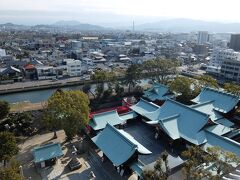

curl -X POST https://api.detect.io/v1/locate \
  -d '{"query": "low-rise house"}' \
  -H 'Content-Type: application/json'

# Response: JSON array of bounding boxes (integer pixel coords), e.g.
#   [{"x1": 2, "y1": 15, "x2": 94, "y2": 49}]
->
[
  {"x1": 0, "y1": 66, "x2": 23, "y2": 82},
  {"x1": 32, "y1": 143, "x2": 63, "y2": 168}
]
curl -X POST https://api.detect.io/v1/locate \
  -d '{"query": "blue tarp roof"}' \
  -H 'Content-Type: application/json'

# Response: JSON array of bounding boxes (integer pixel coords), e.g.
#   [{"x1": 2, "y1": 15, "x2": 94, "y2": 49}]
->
[
  {"x1": 143, "y1": 83, "x2": 173, "y2": 101},
  {"x1": 144, "y1": 99, "x2": 210, "y2": 145},
  {"x1": 32, "y1": 143, "x2": 63, "y2": 163},
  {"x1": 92, "y1": 124, "x2": 151, "y2": 166},
  {"x1": 130, "y1": 98, "x2": 160, "y2": 115},
  {"x1": 192, "y1": 87, "x2": 239, "y2": 113},
  {"x1": 89, "y1": 110, "x2": 137, "y2": 131}
]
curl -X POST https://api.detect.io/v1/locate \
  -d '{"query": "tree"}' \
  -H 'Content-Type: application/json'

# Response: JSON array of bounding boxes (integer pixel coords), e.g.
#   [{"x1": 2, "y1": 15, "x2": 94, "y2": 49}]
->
[
  {"x1": 0, "y1": 100, "x2": 10, "y2": 119},
  {"x1": 206, "y1": 146, "x2": 240, "y2": 178},
  {"x1": 169, "y1": 76, "x2": 200, "y2": 104},
  {"x1": 115, "y1": 82, "x2": 124, "y2": 97},
  {"x1": 182, "y1": 146, "x2": 211, "y2": 180},
  {"x1": 142, "y1": 59, "x2": 178, "y2": 84},
  {"x1": 45, "y1": 90, "x2": 90, "y2": 140},
  {"x1": 197, "y1": 75, "x2": 219, "y2": 88},
  {"x1": 82, "y1": 83, "x2": 95, "y2": 99},
  {"x1": 224, "y1": 83, "x2": 240, "y2": 96},
  {"x1": 0, "y1": 159, "x2": 24, "y2": 180},
  {"x1": 0, "y1": 160, "x2": 24, "y2": 180},
  {"x1": 91, "y1": 70, "x2": 116, "y2": 99},
  {"x1": 142, "y1": 151, "x2": 170, "y2": 180},
  {"x1": 0, "y1": 132, "x2": 19, "y2": 166},
  {"x1": 182, "y1": 146, "x2": 240, "y2": 180},
  {"x1": 123, "y1": 64, "x2": 142, "y2": 93}
]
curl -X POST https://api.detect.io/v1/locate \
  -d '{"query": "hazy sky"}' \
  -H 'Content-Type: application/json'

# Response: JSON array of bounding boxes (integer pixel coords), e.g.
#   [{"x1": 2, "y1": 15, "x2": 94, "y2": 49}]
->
[{"x1": 1, "y1": 0, "x2": 240, "y2": 25}]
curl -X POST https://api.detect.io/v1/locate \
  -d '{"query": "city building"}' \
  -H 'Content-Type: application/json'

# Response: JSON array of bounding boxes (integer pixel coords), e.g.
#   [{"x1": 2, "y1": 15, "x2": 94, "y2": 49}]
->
[
  {"x1": 220, "y1": 58, "x2": 240, "y2": 82},
  {"x1": 197, "y1": 31, "x2": 209, "y2": 44},
  {"x1": 63, "y1": 59, "x2": 82, "y2": 77},
  {"x1": 0, "y1": 48, "x2": 6, "y2": 56},
  {"x1": 206, "y1": 48, "x2": 240, "y2": 76},
  {"x1": 229, "y1": 34, "x2": 240, "y2": 51}
]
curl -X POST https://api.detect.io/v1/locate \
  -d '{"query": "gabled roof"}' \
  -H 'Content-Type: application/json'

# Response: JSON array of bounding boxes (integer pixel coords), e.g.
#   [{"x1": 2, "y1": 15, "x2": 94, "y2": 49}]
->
[
  {"x1": 92, "y1": 124, "x2": 151, "y2": 166},
  {"x1": 205, "y1": 124, "x2": 233, "y2": 136},
  {"x1": 32, "y1": 143, "x2": 63, "y2": 163},
  {"x1": 1, "y1": 66, "x2": 21, "y2": 74},
  {"x1": 191, "y1": 100, "x2": 223, "y2": 121},
  {"x1": 203, "y1": 130, "x2": 240, "y2": 157},
  {"x1": 143, "y1": 83, "x2": 173, "y2": 101},
  {"x1": 144, "y1": 99, "x2": 210, "y2": 145},
  {"x1": 192, "y1": 87, "x2": 239, "y2": 113},
  {"x1": 130, "y1": 98, "x2": 160, "y2": 115},
  {"x1": 215, "y1": 118, "x2": 234, "y2": 128},
  {"x1": 89, "y1": 110, "x2": 137, "y2": 131}
]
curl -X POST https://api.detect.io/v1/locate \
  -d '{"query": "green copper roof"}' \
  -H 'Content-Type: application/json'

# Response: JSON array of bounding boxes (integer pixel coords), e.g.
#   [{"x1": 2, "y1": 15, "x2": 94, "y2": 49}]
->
[
  {"x1": 191, "y1": 100, "x2": 223, "y2": 121},
  {"x1": 203, "y1": 130, "x2": 240, "y2": 157},
  {"x1": 130, "y1": 162, "x2": 144, "y2": 177},
  {"x1": 89, "y1": 110, "x2": 137, "y2": 131},
  {"x1": 205, "y1": 124, "x2": 233, "y2": 136},
  {"x1": 32, "y1": 143, "x2": 63, "y2": 163},
  {"x1": 216, "y1": 118, "x2": 234, "y2": 128},
  {"x1": 144, "y1": 99, "x2": 210, "y2": 145},
  {"x1": 130, "y1": 98, "x2": 160, "y2": 115},
  {"x1": 92, "y1": 124, "x2": 151, "y2": 166},
  {"x1": 192, "y1": 87, "x2": 239, "y2": 113},
  {"x1": 143, "y1": 83, "x2": 173, "y2": 101}
]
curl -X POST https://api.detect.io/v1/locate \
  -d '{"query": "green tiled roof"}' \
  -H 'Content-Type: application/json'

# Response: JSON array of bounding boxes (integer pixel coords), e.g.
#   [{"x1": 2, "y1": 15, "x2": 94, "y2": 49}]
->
[
  {"x1": 89, "y1": 110, "x2": 137, "y2": 131},
  {"x1": 144, "y1": 99, "x2": 210, "y2": 145},
  {"x1": 203, "y1": 130, "x2": 240, "y2": 157},
  {"x1": 192, "y1": 87, "x2": 239, "y2": 113},
  {"x1": 130, "y1": 98, "x2": 160, "y2": 115},
  {"x1": 205, "y1": 124, "x2": 233, "y2": 136},
  {"x1": 92, "y1": 124, "x2": 151, "y2": 166},
  {"x1": 143, "y1": 83, "x2": 174, "y2": 101},
  {"x1": 32, "y1": 143, "x2": 63, "y2": 163}
]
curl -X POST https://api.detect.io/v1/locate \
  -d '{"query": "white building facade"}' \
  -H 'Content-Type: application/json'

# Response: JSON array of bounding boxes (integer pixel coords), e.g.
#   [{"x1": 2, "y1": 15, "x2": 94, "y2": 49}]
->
[{"x1": 63, "y1": 59, "x2": 82, "y2": 77}]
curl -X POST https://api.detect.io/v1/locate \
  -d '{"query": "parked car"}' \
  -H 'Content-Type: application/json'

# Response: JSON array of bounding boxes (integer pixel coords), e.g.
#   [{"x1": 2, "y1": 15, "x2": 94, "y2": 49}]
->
[{"x1": 68, "y1": 157, "x2": 82, "y2": 171}]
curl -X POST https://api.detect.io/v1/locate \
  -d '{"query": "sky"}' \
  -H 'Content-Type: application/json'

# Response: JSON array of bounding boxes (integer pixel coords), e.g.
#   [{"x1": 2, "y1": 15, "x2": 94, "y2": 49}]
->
[{"x1": 1, "y1": 0, "x2": 240, "y2": 25}]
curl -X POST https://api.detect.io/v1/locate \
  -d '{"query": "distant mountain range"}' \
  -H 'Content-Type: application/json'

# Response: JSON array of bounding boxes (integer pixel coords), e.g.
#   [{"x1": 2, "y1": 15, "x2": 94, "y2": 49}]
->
[
  {"x1": 0, "y1": 20, "x2": 106, "y2": 31},
  {"x1": 1, "y1": 19, "x2": 240, "y2": 33},
  {"x1": 136, "y1": 19, "x2": 240, "y2": 33}
]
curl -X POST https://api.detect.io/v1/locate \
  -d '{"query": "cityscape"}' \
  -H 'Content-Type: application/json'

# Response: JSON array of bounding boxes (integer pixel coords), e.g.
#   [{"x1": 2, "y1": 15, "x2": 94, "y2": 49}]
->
[{"x1": 0, "y1": 0, "x2": 240, "y2": 180}]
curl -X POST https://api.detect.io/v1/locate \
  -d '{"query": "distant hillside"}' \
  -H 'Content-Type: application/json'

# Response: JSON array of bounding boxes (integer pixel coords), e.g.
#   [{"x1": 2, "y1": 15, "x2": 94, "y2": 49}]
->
[
  {"x1": 0, "y1": 21, "x2": 107, "y2": 31},
  {"x1": 52, "y1": 20, "x2": 106, "y2": 30},
  {"x1": 136, "y1": 19, "x2": 240, "y2": 33}
]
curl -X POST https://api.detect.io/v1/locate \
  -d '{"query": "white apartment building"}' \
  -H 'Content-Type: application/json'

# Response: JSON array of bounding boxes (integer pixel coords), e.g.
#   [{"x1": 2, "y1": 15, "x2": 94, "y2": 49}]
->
[
  {"x1": 197, "y1": 31, "x2": 209, "y2": 44},
  {"x1": 220, "y1": 59, "x2": 240, "y2": 82},
  {"x1": 0, "y1": 49, "x2": 6, "y2": 57},
  {"x1": 210, "y1": 48, "x2": 240, "y2": 66},
  {"x1": 206, "y1": 48, "x2": 240, "y2": 76},
  {"x1": 63, "y1": 59, "x2": 82, "y2": 77}
]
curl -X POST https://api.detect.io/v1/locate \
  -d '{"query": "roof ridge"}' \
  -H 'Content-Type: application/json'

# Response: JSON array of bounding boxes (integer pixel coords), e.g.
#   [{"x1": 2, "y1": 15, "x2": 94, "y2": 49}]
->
[
  {"x1": 205, "y1": 130, "x2": 240, "y2": 148},
  {"x1": 32, "y1": 142, "x2": 60, "y2": 151},
  {"x1": 160, "y1": 114, "x2": 180, "y2": 122},
  {"x1": 105, "y1": 123, "x2": 137, "y2": 149},
  {"x1": 191, "y1": 100, "x2": 215, "y2": 108},
  {"x1": 166, "y1": 98, "x2": 210, "y2": 118},
  {"x1": 203, "y1": 87, "x2": 239, "y2": 98},
  {"x1": 93, "y1": 110, "x2": 118, "y2": 118},
  {"x1": 139, "y1": 98, "x2": 160, "y2": 108}
]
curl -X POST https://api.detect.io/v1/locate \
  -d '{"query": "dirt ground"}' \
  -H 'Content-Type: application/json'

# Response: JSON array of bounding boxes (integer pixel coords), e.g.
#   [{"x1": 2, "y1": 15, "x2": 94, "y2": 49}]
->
[
  {"x1": 16, "y1": 130, "x2": 66, "y2": 180},
  {"x1": 10, "y1": 102, "x2": 46, "y2": 112}
]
